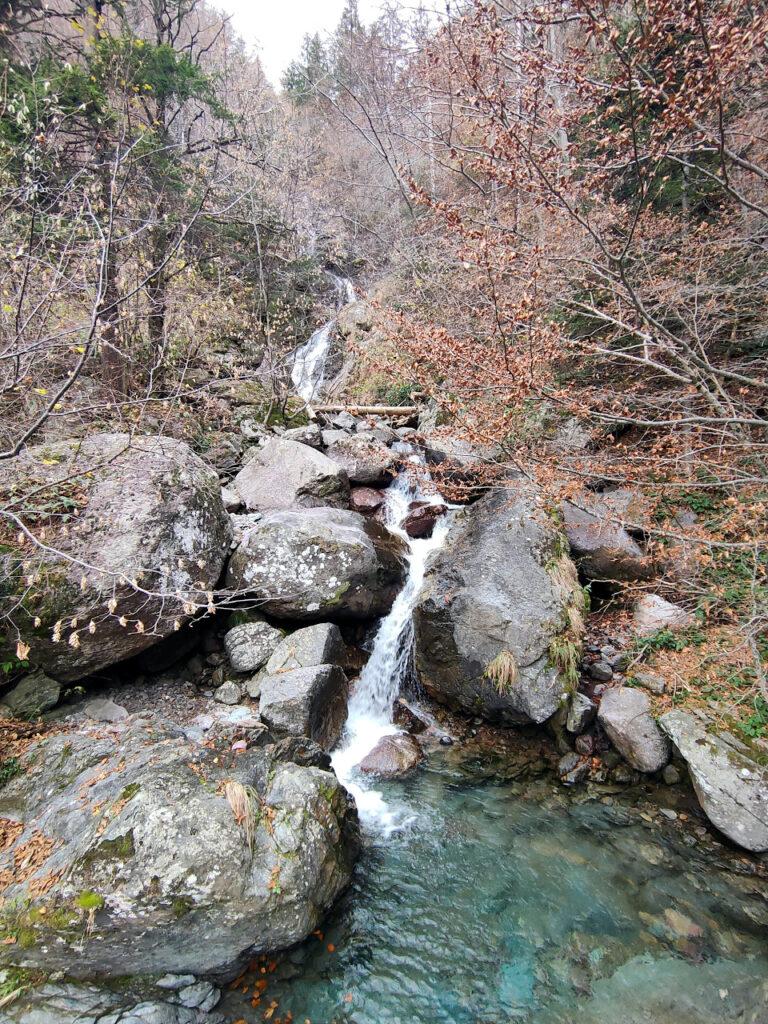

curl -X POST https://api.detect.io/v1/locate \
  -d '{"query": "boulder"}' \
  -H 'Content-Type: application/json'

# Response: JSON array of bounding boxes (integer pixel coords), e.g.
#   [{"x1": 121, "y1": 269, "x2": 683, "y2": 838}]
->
[
  {"x1": 321, "y1": 428, "x2": 350, "y2": 448},
  {"x1": 403, "y1": 501, "x2": 448, "y2": 539},
  {"x1": 0, "y1": 719, "x2": 358, "y2": 978},
  {"x1": 259, "y1": 665, "x2": 349, "y2": 751},
  {"x1": 221, "y1": 484, "x2": 242, "y2": 512},
  {"x1": 213, "y1": 680, "x2": 242, "y2": 705},
  {"x1": 265, "y1": 623, "x2": 346, "y2": 675},
  {"x1": 349, "y1": 486, "x2": 386, "y2": 516},
  {"x1": 0, "y1": 434, "x2": 232, "y2": 682},
  {"x1": 421, "y1": 433, "x2": 497, "y2": 493},
  {"x1": 358, "y1": 733, "x2": 423, "y2": 777},
  {"x1": 413, "y1": 485, "x2": 585, "y2": 723},
  {"x1": 283, "y1": 423, "x2": 323, "y2": 449},
  {"x1": 633, "y1": 594, "x2": 694, "y2": 636},
  {"x1": 566, "y1": 692, "x2": 597, "y2": 734},
  {"x1": 660, "y1": 710, "x2": 768, "y2": 852},
  {"x1": 325, "y1": 435, "x2": 397, "y2": 486},
  {"x1": 224, "y1": 621, "x2": 284, "y2": 673},
  {"x1": 0, "y1": 671, "x2": 60, "y2": 720},
  {"x1": 597, "y1": 686, "x2": 670, "y2": 773},
  {"x1": 84, "y1": 697, "x2": 128, "y2": 723},
  {"x1": 233, "y1": 438, "x2": 349, "y2": 513},
  {"x1": 226, "y1": 508, "x2": 407, "y2": 621},
  {"x1": 562, "y1": 500, "x2": 652, "y2": 583}
]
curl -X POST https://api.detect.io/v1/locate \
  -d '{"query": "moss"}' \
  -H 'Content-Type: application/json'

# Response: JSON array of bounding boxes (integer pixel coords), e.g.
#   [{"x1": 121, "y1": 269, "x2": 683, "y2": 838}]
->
[
  {"x1": 75, "y1": 891, "x2": 104, "y2": 912},
  {"x1": 78, "y1": 830, "x2": 135, "y2": 869},
  {"x1": 120, "y1": 783, "x2": 141, "y2": 801},
  {"x1": 16, "y1": 928, "x2": 36, "y2": 949},
  {"x1": 0, "y1": 966, "x2": 37, "y2": 1004},
  {"x1": 171, "y1": 896, "x2": 193, "y2": 919}
]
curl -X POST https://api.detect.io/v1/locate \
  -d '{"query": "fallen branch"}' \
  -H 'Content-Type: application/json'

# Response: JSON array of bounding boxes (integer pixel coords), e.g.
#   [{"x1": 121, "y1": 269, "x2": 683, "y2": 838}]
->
[{"x1": 310, "y1": 403, "x2": 419, "y2": 416}]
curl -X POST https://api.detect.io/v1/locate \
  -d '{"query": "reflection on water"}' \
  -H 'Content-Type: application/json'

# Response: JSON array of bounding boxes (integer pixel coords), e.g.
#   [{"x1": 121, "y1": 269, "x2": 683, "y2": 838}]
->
[{"x1": 222, "y1": 758, "x2": 768, "y2": 1024}]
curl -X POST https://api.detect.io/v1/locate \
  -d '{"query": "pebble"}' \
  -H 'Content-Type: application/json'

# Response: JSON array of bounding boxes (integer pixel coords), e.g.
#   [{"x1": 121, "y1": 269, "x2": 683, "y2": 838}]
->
[
  {"x1": 659, "y1": 808, "x2": 678, "y2": 820},
  {"x1": 662, "y1": 764, "x2": 681, "y2": 785}
]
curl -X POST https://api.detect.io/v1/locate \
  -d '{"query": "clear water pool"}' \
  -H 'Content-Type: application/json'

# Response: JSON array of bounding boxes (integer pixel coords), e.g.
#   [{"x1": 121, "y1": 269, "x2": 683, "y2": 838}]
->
[{"x1": 222, "y1": 756, "x2": 768, "y2": 1024}]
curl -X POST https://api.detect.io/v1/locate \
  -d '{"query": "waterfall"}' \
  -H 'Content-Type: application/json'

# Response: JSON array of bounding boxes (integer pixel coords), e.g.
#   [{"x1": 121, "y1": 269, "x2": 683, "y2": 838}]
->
[
  {"x1": 332, "y1": 458, "x2": 450, "y2": 832},
  {"x1": 291, "y1": 272, "x2": 355, "y2": 401}
]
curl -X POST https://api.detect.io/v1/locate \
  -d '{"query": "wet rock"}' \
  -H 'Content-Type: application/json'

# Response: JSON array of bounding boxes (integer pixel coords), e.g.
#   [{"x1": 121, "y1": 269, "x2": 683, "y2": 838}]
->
[
  {"x1": 326, "y1": 435, "x2": 397, "y2": 486},
  {"x1": 265, "y1": 623, "x2": 346, "y2": 674},
  {"x1": 259, "y1": 664, "x2": 349, "y2": 751},
  {"x1": 588, "y1": 660, "x2": 613, "y2": 682},
  {"x1": 0, "y1": 670, "x2": 60, "y2": 720},
  {"x1": 566, "y1": 693, "x2": 597, "y2": 734},
  {"x1": 575, "y1": 733, "x2": 595, "y2": 756},
  {"x1": 85, "y1": 698, "x2": 129, "y2": 723},
  {"x1": 403, "y1": 501, "x2": 448, "y2": 539},
  {"x1": 393, "y1": 698, "x2": 429, "y2": 734},
  {"x1": 267, "y1": 736, "x2": 331, "y2": 770},
  {"x1": 598, "y1": 687, "x2": 670, "y2": 773},
  {"x1": 660, "y1": 709, "x2": 768, "y2": 852},
  {"x1": 358, "y1": 733, "x2": 423, "y2": 777},
  {"x1": 562, "y1": 499, "x2": 652, "y2": 583},
  {"x1": 226, "y1": 508, "x2": 407, "y2": 621},
  {"x1": 233, "y1": 438, "x2": 349, "y2": 512},
  {"x1": 1, "y1": 434, "x2": 231, "y2": 682},
  {"x1": 662, "y1": 764, "x2": 681, "y2": 785},
  {"x1": 0, "y1": 720, "x2": 358, "y2": 978},
  {"x1": 283, "y1": 423, "x2": 323, "y2": 449},
  {"x1": 413, "y1": 485, "x2": 585, "y2": 723},
  {"x1": 633, "y1": 594, "x2": 694, "y2": 636},
  {"x1": 213, "y1": 680, "x2": 242, "y2": 705},
  {"x1": 558, "y1": 752, "x2": 589, "y2": 786},
  {"x1": 224, "y1": 621, "x2": 283, "y2": 673},
  {"x1": 349, "y1": 486, "x2": 386, "y2": 515}
]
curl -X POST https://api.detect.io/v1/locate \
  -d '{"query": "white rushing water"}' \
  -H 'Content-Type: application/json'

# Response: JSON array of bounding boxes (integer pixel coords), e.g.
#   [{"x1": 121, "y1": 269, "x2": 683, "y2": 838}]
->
[
  {"x1": 332, "y1": 458, "x2": 450, "y2": 833},
  {"x1": 291, "y1": 272, "x2": 355, "y2": 401}
]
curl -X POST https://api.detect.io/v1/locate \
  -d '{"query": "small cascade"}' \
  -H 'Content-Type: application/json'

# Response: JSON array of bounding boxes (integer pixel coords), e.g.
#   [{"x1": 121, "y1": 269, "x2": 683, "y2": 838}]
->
[
  {"x1": 290, "y1": 271, "x2": 355, "y2": 401},
  {"x1": 332, "y1": 458, "x2": 450, "y2": 833}
]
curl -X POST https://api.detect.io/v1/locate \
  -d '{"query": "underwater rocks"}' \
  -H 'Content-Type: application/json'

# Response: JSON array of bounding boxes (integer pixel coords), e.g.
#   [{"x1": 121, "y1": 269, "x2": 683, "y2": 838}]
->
[
  {"x1": 1, "y1": 433, "x2": 231, "y2": 683},
  {"x1": 413, "y1": 485, "x2": 585, "y2": 724},
  {"x1": 226, "y1": 507, "x2": 407, "y2": 621},
  {"x1": 0, "y1": 717, "x2": 358, "y2": 978}
]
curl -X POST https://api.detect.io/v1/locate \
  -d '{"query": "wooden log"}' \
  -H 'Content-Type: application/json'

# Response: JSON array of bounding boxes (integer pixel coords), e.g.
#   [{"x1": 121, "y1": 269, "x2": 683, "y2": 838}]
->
[{"x1": 311, "y1": 403, "x2": 419, "y2": 416}]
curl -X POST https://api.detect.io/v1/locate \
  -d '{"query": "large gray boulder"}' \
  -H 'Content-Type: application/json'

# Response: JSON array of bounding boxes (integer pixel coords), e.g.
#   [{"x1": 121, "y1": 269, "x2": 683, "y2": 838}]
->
[
  {"x1": 265, "y1": 623, "x2": 346, "y2": 675},
  {"x1": 597, "y1": 687, "x2": 670, "y2": 773},
  {"x1": 233, "y1": 438, "x2": 349, "y2": 512},
  {"x1": 325, "y1": 435, "x2": 397, "y2": 486},
  {"x1": 0, "y1": 718, "x2": 358, "y2": 979},
  {"x1": 226, "y1": 508, "x2": 407, "y2": 621},
  {"x1": 0, "y1": 434, "x2": 231, "y2": 682},
  {"x1": 224, "y1": 620, "x2": 284, "y2": 673},
  {"x1": 562, "y1": 499, "x2": 652, "y2": 583},
  {"x1": 259, "y1": 665, "x2": 349, "y2": 750},
  {"x1": 660, "y1": 710, "x2": 768, "y2": 852},
  {"x1": 633, "y1": 594, "x2": 694, "y2": 636},
  {"x1": 0, "y1": 670, "x2": 60, "y2": 720},
  {"x1": 413, "y1": 486, "x2": 585, "y2": 723}
]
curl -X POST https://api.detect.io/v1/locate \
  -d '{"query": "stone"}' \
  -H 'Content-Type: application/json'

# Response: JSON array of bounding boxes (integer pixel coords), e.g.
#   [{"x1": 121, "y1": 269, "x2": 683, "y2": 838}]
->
[
  {"x1": 233, "y1": 437, "x2": 349, "y2": 513},
  {"x1": 566, "y1": 692, "x2": 597, "y2": 734},
  {"x1": 265, "y1": 623, "x2": 346, "y2": 675},
  {"x1": 660, "y1": 710, "x2": 768, "y2": 852},
  {"x1": 213, "y1": 680, "x2": 242, "y2": 705},
  {"x1": 0, "y1": 434, "x2": 231, "y2": 682},
  {"x1": 358, "y1": 733, "x2": 423, "y2": 777},
  {"x1": 413, "y1": 485, "x2": 585, "y2": 723},
  {"x1": 597, "y1": 687, "x2": 670, "y2": 773},
  {"x1": 421, "y1": 434, "x2": 497, "y2": 492},
  {"x1": 85, "y1": 698, "x2": 129, "y2": 723},
  {"x1": 588, "y1": 660, "x2": 613, "y2": 682},
  {"x1": 633, "y1": 594, "x2": 695, "y2": 636},
  {"x1": 632, "y1": 671, "x2": 666, "y2": 695},
  {"x1": 662, "y1": 764, "x2": 681, "y2": 785},
  {"x1": 245, "y1": 677, "x2": 262, "y2": 700},
  {"x1": 172, "y1": 980, "x2": 220, "y2": 1011},
  {"x1": 325, "y1": 435, "x2": 397, "y2": 486},
  {"x1": 330, "y1": 411, "x2": 358, "y2": 431},
  {"x1": 0, "y1": 670, "x2": 60, "y2": 720},
  {"x1": 220, "y1": 485, "x2": 242, "y2": 511},
  {"x1": 321, "y1": 428, "x2": 350, "y2": 447},
  {"x1": 283, "y1": 423, "x2": 323, "y2": 448},
  {"x1": 562, "y1": 499, "x2": 652, "y2": 583},
  {"x1": 403, "y1": 501, "x2": 448, "y2": 539},
  {"x1": 226, "y1": 507, "x2": 407, "y2": 621},
  {"x1": 349, "y1": 486, "x2": 386, "y2": 515},
  {"x1": 0, "y1": 720, "x2": 358, "y2": 978},
  {"x1": 575, "y1": 733, "x2": 594, "y2": 756},
  {"x1": 223, "y1": 621, "x2": 283, "y2": 673},
  {"x1": 259, "y1": 665, "x2": 348, "y2": 751}
]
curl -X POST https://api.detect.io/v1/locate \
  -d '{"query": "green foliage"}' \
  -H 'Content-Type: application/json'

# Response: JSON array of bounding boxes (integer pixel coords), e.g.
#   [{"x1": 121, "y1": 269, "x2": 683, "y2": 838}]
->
[
  {"x1": 377, "y1": 381, "x2": 414, "y2": 406},
  {"x1": 282, "y1": 33, "x2": 331, "y2": 105},
  {"x1": 632, "y1": 626, "x2": 707, "y2": 655},
  {"x1": 734, "y1": 697, "x2": 768, "y2": 741},
  {"x1": 549, "y1": 635, "x2": 580, "y2": 691},
  {"x1": 0, "y1": 758, "x2": 22, "y2": 789},
  {"x1": 75, "y1": 890, "x2": 105, "y2": 912}
]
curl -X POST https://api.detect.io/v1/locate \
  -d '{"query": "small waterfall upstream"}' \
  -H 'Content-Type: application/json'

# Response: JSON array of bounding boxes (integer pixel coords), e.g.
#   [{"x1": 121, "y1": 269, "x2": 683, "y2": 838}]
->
[
  {"x1": 332, "y1": 458, "x2": 450, "y2": 833},
  {"x1": 291, "y1": 272, "x2": 355, "y2": 401}
]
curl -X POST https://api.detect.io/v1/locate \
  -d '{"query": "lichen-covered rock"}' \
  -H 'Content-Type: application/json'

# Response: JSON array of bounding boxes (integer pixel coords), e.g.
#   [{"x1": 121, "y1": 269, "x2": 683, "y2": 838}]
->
[
  {"x1": 597, "y1": 687, "x2": 670, "y2": 773},
  {"x1": 224, "y1": 621, "x2": 284, "y2": 673},
  {"x1": 325, "y1": 435, "x2": 397, "y2": 486},
  {"x1": 413, "y1": 485, "x2": 585, "y2": 723},
  {"x1": 358, "y1": 733, "x2": 423, "y2": 777},
  {"x1": 0, "y1": 718, "x2": 358, "y2": 978},
  {"x1": 660, "y1": 710, "x2": 768, "y2": 852},
  {"x1": 233, "y1": 438, "x2": 349, "y2": 512},
  {"x1": 0, "y1": 671, "x2": 60, "y2": 720},
  {"x1": 259, "y1": 665, "x2": 349, "y2": 751},
  {"x1": 633, "y1": 594, "x2": 694, "y2": 636},
  {"x1": 0, "y1": 434, "x2": 232, "y2": 682},
  {"x1": 562, "y1": 499, "x2": 652, "y2": 583},
  {"x1": 226, "y1": 508, "x2": 407, "y2": 621},
  {"x1": 265, "y1": 623, "x2": 346, "y2": 675}
]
